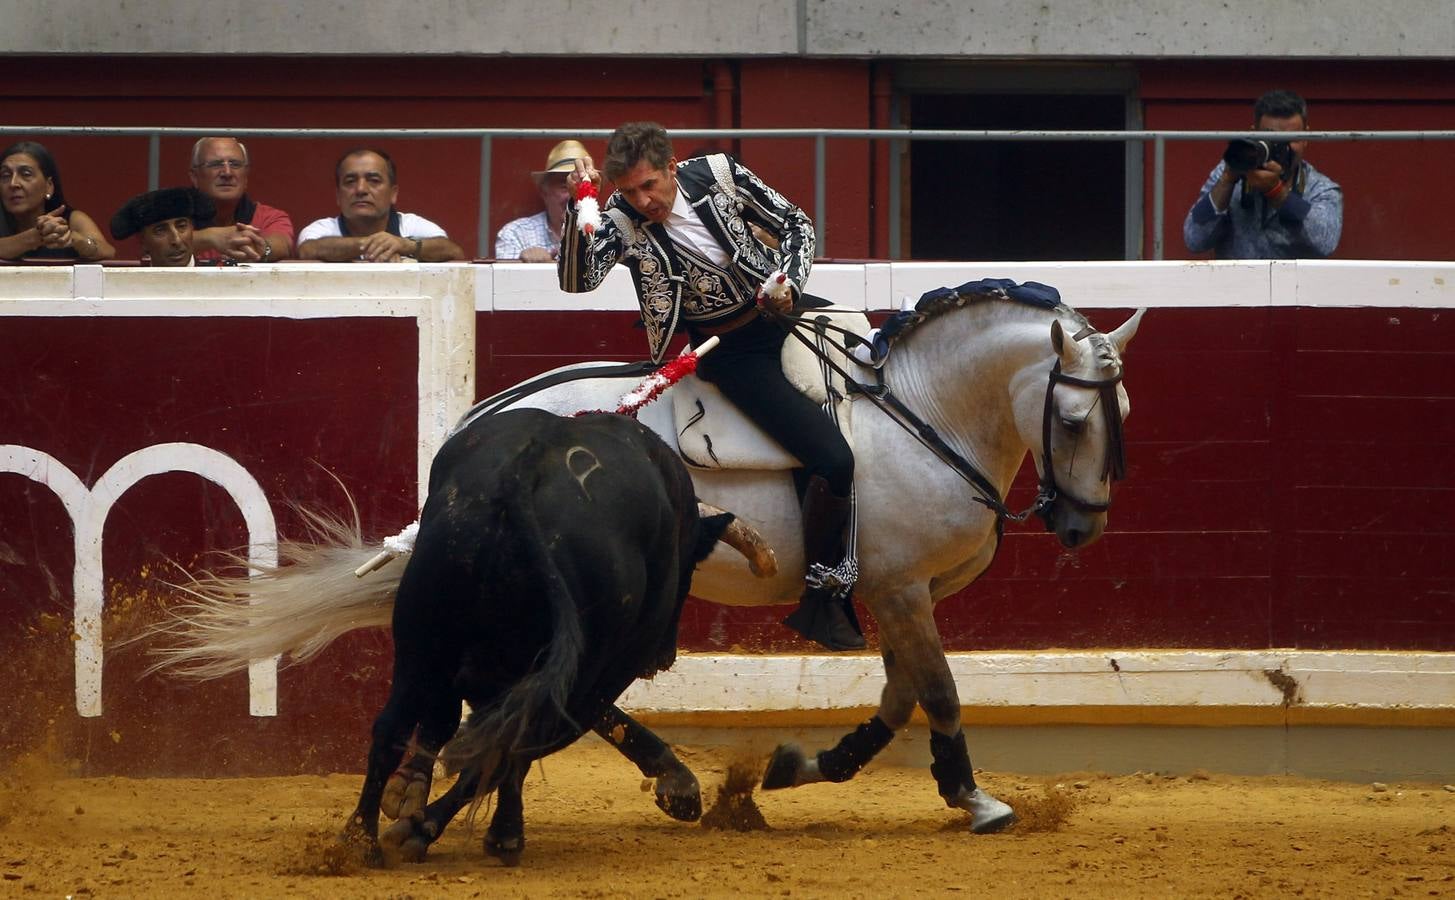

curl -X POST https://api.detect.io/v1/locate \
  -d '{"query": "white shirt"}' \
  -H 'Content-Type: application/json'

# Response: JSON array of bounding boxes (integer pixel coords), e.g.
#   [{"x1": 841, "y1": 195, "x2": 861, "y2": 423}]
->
[
  {"x1": 662, "y1": 181, "x2": 729, "y2": 267},
  {"x1": 297, "y1": 211, "x2": 448, "y2": 244}
]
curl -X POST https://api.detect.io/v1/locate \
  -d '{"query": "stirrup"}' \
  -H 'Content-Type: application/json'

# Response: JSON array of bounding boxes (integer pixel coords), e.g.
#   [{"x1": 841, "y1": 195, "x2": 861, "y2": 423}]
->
[{"x1": 783, "y1": 588, "x2": 865, "y2": 651}]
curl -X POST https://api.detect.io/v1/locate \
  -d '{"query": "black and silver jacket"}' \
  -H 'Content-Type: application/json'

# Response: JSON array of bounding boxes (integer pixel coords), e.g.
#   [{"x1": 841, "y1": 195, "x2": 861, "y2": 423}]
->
[{"x1": 558, "y1": 153, "x2": 815, "y2": 363}]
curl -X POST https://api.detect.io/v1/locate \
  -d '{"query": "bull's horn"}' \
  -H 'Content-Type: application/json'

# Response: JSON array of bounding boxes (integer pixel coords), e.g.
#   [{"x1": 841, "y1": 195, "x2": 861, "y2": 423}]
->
[{"x1": 698, "y1": 501, "x2": 778, "y2": 578}]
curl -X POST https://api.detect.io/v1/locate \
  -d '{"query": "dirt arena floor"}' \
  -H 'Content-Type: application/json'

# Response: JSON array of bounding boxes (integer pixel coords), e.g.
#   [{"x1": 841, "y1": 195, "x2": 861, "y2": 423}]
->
[{"x1": 3, "y1": 736, "x2": 1453, "y2": 898}]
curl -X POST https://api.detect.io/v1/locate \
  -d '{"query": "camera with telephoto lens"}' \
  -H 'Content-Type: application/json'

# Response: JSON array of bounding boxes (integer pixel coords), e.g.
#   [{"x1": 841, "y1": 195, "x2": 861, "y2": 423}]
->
[{"x1": 1222, "y1": 137, "x2": 1295, "y2": 174}]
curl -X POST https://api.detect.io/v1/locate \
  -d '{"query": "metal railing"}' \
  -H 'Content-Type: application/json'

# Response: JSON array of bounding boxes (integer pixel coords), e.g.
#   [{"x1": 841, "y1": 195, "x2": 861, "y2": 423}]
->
[{"x1": 6, "y1": 125, "x2": 1453, "y2": 259}]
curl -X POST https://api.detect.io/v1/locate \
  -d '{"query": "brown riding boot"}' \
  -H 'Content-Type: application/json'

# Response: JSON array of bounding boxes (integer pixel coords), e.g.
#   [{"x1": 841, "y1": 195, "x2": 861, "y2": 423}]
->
[{"x1": 782, "y1": 475, "x2": 866, "y2": 651}]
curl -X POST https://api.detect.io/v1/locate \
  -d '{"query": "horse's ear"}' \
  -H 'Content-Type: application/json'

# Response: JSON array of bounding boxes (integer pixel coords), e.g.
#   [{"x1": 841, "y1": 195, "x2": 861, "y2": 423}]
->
[
  {"x1": 1108, "y1": 308, "x2": 1146, "y2": 354},
  {"x1": 1050, "y1": 319, "x2": 1066, "y2": 357}
]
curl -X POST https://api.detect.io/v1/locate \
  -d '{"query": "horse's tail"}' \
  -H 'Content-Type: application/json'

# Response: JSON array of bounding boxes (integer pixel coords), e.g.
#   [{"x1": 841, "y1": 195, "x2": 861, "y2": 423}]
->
[
  {"x1": 144, "y1": 505, "x2": 402, "y2": 680},
  {"x1": 440, "y1": 487, "x2": 584, "y2": 779}
]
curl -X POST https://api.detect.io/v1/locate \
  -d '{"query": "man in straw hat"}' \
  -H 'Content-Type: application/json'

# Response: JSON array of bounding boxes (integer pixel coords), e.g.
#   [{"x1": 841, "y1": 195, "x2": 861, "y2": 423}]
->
[
  {"x1": 494, "y1": 139, "x2": 589, "y2": 262},
  {"x1": 110, "y1": 186, "x2": 216, "y2": 267}
]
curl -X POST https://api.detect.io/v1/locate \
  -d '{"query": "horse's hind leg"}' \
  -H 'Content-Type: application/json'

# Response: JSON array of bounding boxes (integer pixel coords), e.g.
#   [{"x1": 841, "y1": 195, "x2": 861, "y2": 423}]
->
[
  {"x1": 595, "y1": 704, "x2": 702, "y2": 821},
  {"x1": 874, "y1": 586, "x2": 1015, "y2": 834},
  {"x1": 762, "y1": 635, "x2": 909, "y2": 790}
]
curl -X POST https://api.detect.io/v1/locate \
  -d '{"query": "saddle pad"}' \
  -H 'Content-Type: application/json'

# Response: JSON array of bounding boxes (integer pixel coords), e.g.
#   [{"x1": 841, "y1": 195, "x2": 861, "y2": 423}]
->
[
  {"x1": 670, "y1": 308, "x2": 867, "y2": 471},
  {"x1": 782, "y1": 308, "x2": 873, "y2": 404}
]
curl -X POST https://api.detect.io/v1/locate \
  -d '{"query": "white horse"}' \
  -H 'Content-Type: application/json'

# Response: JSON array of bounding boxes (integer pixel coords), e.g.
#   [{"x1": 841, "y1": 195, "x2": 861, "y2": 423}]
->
[
  {"x1": 158, "y1": 281, "x2": 1141, "y2": 840},
  {"x1": 478, "y1": 282, "x2": 1143, "y2": 832}
]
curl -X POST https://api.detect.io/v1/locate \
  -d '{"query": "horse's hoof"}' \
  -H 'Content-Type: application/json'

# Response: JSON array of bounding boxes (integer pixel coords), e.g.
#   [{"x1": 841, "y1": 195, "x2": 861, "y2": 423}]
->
[
  {"x1": 761, "y1": 744, "x2": 805, "y2": 790},
  {"x1": 379, "y1": 817, "x2": 434, "y2": 865},
  {"x1": 966, "y1": 788, "x2": 1017, "y2": 834},
  {"x1": 485, "y1": 831, "x2": 525, "y2": 867}
]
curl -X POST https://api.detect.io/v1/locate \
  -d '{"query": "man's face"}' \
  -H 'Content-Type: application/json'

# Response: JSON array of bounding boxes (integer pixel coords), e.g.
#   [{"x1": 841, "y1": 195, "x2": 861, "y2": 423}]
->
[
  {"x1": 614, "y1": 157, "x2": 677, "y2": 224},
  {"x1": 336, "y1": 152, "x2": 398, "y2": 226},
  {"x1": 142, "y1": 216, "x2": 195, "y2": 267},
  {"x1": 1256, "y1": 112, "x2": 1308, "y2": 168},
  {"x1": 538, "y1": 172, "x2": 571, "y2": 219},
  {"x1": 191, "y1": 139, "x2": 250, "y2": 202}
]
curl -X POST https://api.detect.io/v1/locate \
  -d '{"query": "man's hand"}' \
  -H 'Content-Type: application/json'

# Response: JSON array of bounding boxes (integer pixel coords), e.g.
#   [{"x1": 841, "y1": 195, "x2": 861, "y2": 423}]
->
[
  {"x1": 566, "y1": 156, "x2": 602, "y2": 199},
  {"x1": 518, "y1": 246, "x2": 556, "y2": 263},
  {"x1": 756, "y1": 271, "x2": 796, "y2": 315},
  {"x1": 221, "y1": 223, "x2": 266, "y2": 261},
  {"x1": 358, "y1": 232, "x2": 408, "y2": 262},
  {"x1": 1244, "y1": 160, "x2": 1285, "y2": 195}
]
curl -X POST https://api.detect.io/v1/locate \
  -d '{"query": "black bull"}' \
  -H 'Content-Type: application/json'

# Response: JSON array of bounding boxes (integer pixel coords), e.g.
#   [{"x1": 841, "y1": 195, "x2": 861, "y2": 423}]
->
[{"x1": 343, "y1": 408, "x2": 772, "y2": 867}]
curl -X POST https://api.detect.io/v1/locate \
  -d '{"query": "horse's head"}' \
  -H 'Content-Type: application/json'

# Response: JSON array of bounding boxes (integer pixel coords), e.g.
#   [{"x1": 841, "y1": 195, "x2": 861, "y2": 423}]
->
[{"x1": 1027, "y1": 309, "x2": 1144, "y2": 549}]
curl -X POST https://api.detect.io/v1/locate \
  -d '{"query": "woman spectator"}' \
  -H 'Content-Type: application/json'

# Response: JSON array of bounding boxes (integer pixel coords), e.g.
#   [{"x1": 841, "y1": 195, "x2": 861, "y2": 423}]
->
[{"x1": 0, "y1": 141, "x2": 114, "y2": 261}]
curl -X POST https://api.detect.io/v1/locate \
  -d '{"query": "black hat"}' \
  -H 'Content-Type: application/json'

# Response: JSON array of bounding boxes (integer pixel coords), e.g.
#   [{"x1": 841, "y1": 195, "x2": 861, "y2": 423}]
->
[{"x1": 110, "y1": 187, "x2": 216, "y2": 240}]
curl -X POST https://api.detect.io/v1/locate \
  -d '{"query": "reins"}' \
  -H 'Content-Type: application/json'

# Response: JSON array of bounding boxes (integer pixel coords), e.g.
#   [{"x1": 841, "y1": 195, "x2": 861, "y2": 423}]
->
[{"x1": 767, "y1": 305, "x2": 1124, "y2": 525}]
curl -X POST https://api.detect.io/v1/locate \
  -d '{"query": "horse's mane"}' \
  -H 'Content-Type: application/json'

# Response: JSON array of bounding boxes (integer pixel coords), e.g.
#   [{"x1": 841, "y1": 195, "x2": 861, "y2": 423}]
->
[{"x1": 890, "y1": 278, "x2": 1119, "y2": 370}]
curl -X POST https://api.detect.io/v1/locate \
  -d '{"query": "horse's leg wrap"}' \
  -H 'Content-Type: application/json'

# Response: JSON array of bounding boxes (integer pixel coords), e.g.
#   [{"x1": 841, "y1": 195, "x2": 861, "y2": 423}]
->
[
  {"x1": 929, "y1": 729, "x2": 978, "y2": 800},
  {"x1": 816, "y1": 716, "x2": 895, "y2": 783}
]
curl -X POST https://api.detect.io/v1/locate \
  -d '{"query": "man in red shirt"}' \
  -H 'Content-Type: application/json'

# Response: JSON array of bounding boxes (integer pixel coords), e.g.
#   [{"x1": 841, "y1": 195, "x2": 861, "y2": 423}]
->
[{"x1": 189, "y1": 136, "x2": 294, "y2": 263}]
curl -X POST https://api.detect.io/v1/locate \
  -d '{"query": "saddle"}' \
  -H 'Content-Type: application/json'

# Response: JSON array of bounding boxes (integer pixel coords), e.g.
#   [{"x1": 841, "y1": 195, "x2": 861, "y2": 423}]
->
[{"x1": 669, "y1": 308, "x2": 873, "y2": 471}]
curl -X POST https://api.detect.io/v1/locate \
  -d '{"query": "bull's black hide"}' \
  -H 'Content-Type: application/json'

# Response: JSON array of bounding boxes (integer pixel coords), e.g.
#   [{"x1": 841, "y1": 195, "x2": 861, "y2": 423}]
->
[{"x1": 343, "y1": 409, "x2": 733, "y2": 866}]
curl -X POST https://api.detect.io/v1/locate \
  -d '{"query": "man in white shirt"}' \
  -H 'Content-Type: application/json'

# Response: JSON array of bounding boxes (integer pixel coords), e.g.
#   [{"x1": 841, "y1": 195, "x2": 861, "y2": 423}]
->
[
  {"x1": 493, "y1": 139, "x2": 587, "y2": 262},
  {"x1": 297, "y1": 148, "x2": 465, "y2": 262}
]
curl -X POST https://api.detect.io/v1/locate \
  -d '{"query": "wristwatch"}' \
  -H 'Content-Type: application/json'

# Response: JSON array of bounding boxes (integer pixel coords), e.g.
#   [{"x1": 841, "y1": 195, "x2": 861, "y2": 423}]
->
[
  {"x1": 412, "y1": 238, "x2": 424, "y2": 259},
  {"x1": 261, "y1": 240, "x2": 273, "y2": 262}
]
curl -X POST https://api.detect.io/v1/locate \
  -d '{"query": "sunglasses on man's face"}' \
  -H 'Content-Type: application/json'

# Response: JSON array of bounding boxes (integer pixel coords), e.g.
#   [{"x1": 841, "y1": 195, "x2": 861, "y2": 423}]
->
[{"x1": 198, "y1": 159, "x2": 248, "y2": 172}]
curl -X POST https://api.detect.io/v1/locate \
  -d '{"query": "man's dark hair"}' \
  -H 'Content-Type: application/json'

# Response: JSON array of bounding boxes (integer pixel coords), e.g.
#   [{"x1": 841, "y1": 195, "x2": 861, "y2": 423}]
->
[
  {"x1": 0, "y1": 140, "x2": 67, "y2": 235},
  {"x1": 335, "y1": 148, "x2": 397, "y2": 185},
  {"x1": 1253, "y1": 90, "x2": 1309, "y2": 123},
  {"x1": 603, "y1": 122, "x2": 674, "y2": 181}
]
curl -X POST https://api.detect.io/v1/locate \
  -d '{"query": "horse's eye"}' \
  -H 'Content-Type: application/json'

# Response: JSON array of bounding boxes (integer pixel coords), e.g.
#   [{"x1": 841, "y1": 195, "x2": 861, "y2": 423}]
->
[{"x1": 1060, "y1": 417, "x2": 1084, "y2": 434}]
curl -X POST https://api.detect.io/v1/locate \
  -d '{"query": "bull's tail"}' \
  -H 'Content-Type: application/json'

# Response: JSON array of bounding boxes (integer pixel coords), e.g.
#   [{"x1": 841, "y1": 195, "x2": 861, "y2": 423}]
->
[
  {"x1": 143, "y1": 506, "x2": 402, "y2": 680},
  {"x1": 439, "y1": 489, "x2": 585, "y2": 779}
]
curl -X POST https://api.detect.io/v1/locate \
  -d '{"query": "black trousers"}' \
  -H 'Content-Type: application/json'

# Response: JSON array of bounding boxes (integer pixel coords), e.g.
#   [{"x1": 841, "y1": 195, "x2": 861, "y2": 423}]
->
[{"x1": 690, "y1": 314, "x2": 854, "y2": 497}]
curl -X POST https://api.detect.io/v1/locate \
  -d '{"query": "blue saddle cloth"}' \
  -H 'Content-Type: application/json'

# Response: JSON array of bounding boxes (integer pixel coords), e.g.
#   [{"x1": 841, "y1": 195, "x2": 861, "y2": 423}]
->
[{"x1": 854, "y1": 278, "x2": 1062, "y2": 367}]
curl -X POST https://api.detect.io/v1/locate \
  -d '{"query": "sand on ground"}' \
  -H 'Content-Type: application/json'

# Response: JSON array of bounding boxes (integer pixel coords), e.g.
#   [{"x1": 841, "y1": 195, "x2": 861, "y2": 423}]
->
[{"x1": 3, "y1": 736, "x2": 1453, "y2": 898}]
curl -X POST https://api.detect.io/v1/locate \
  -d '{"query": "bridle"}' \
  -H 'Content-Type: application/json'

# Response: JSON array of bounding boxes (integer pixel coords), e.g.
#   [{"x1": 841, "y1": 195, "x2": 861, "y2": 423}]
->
[{"x1": 1034, "y1": 359, "x2": 1127, "y2": 526}]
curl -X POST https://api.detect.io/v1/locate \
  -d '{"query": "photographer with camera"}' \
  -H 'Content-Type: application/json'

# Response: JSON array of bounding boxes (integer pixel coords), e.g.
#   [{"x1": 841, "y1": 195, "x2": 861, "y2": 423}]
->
[{"x1": 1183, "y1": 89, "x2": 1342, "y2": 259}]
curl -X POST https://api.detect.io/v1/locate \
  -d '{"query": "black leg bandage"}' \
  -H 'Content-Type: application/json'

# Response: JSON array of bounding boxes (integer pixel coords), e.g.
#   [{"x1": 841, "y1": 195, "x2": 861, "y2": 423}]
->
[
  {"x1": 929, "y1": 729, "x2": 977, "y2": 799},
  {"x1": 816, "y1": 716, "x2": 895, "y2": 783}
]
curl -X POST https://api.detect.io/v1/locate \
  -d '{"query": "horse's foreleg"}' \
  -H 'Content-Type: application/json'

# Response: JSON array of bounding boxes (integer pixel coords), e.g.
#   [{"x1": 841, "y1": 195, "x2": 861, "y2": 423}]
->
[
  {"x1": 761, "y1": 636, "x2": 909, "y2": 791},
  {"x1": 594, "y1": 704, "x2": 702, "y2": 821},
  {"x1": 875, "y1": 588, "x2": 1015, "y2": 833}
]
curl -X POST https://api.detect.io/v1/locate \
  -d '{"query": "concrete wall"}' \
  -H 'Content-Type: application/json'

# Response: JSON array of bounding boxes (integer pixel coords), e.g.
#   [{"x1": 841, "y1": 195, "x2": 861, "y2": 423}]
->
[{"x1": 9, "y1": 0, "x2": 1455, "y2": 58}]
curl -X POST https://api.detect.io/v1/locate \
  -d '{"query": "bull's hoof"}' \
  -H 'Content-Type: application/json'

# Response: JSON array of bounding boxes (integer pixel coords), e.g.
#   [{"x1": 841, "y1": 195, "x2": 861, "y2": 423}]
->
[
  {"x1": 655, "y1": 771, "x2": 703, "y2": 822},
  {"x1": 382, "y1": 768, "x2": 431, "y2": 821},
  {"x1": 485, "y1": 828, "x2": 525, "y2": 867},
  {"x1": 378, "y1": 816, "x2": 437, "y2": 866},
  {"x1": 761, "y1": 744, "x2": 806, "y2": 790}
]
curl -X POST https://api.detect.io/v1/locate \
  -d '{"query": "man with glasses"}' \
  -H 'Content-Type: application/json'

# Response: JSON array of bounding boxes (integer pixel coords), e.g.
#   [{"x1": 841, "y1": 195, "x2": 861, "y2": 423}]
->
[{"x1": 189, "y1": 136, "x2": 294, "y2": 263}]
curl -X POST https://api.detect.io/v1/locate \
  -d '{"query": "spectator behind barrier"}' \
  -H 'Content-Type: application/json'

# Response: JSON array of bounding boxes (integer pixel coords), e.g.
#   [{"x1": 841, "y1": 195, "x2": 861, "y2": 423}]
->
[
  {"x1": 0, "y1": 140, "x2": 115, "y2": 262},
  {"x1": 296, "y1": 148, "x2": 465, "y2": 262},
  {"x1": 494, "y1": 139, "x2": 587, "y2": 261},
  {"x1": 1183, "y1": 89, "x2": 1343, "y2": 259},
  {"x1": 189, "y1": 136, "x2": 294, "y2": 263},
  {"x1": 110, "y1": 187, "x2": 216, "y2": 268}
]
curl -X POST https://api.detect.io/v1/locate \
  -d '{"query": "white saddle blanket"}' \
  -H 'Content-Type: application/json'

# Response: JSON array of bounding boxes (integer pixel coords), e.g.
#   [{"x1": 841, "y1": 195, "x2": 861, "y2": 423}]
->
[{"x1": 671, "y1": 309, "x2": 872, "y2": 471}]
